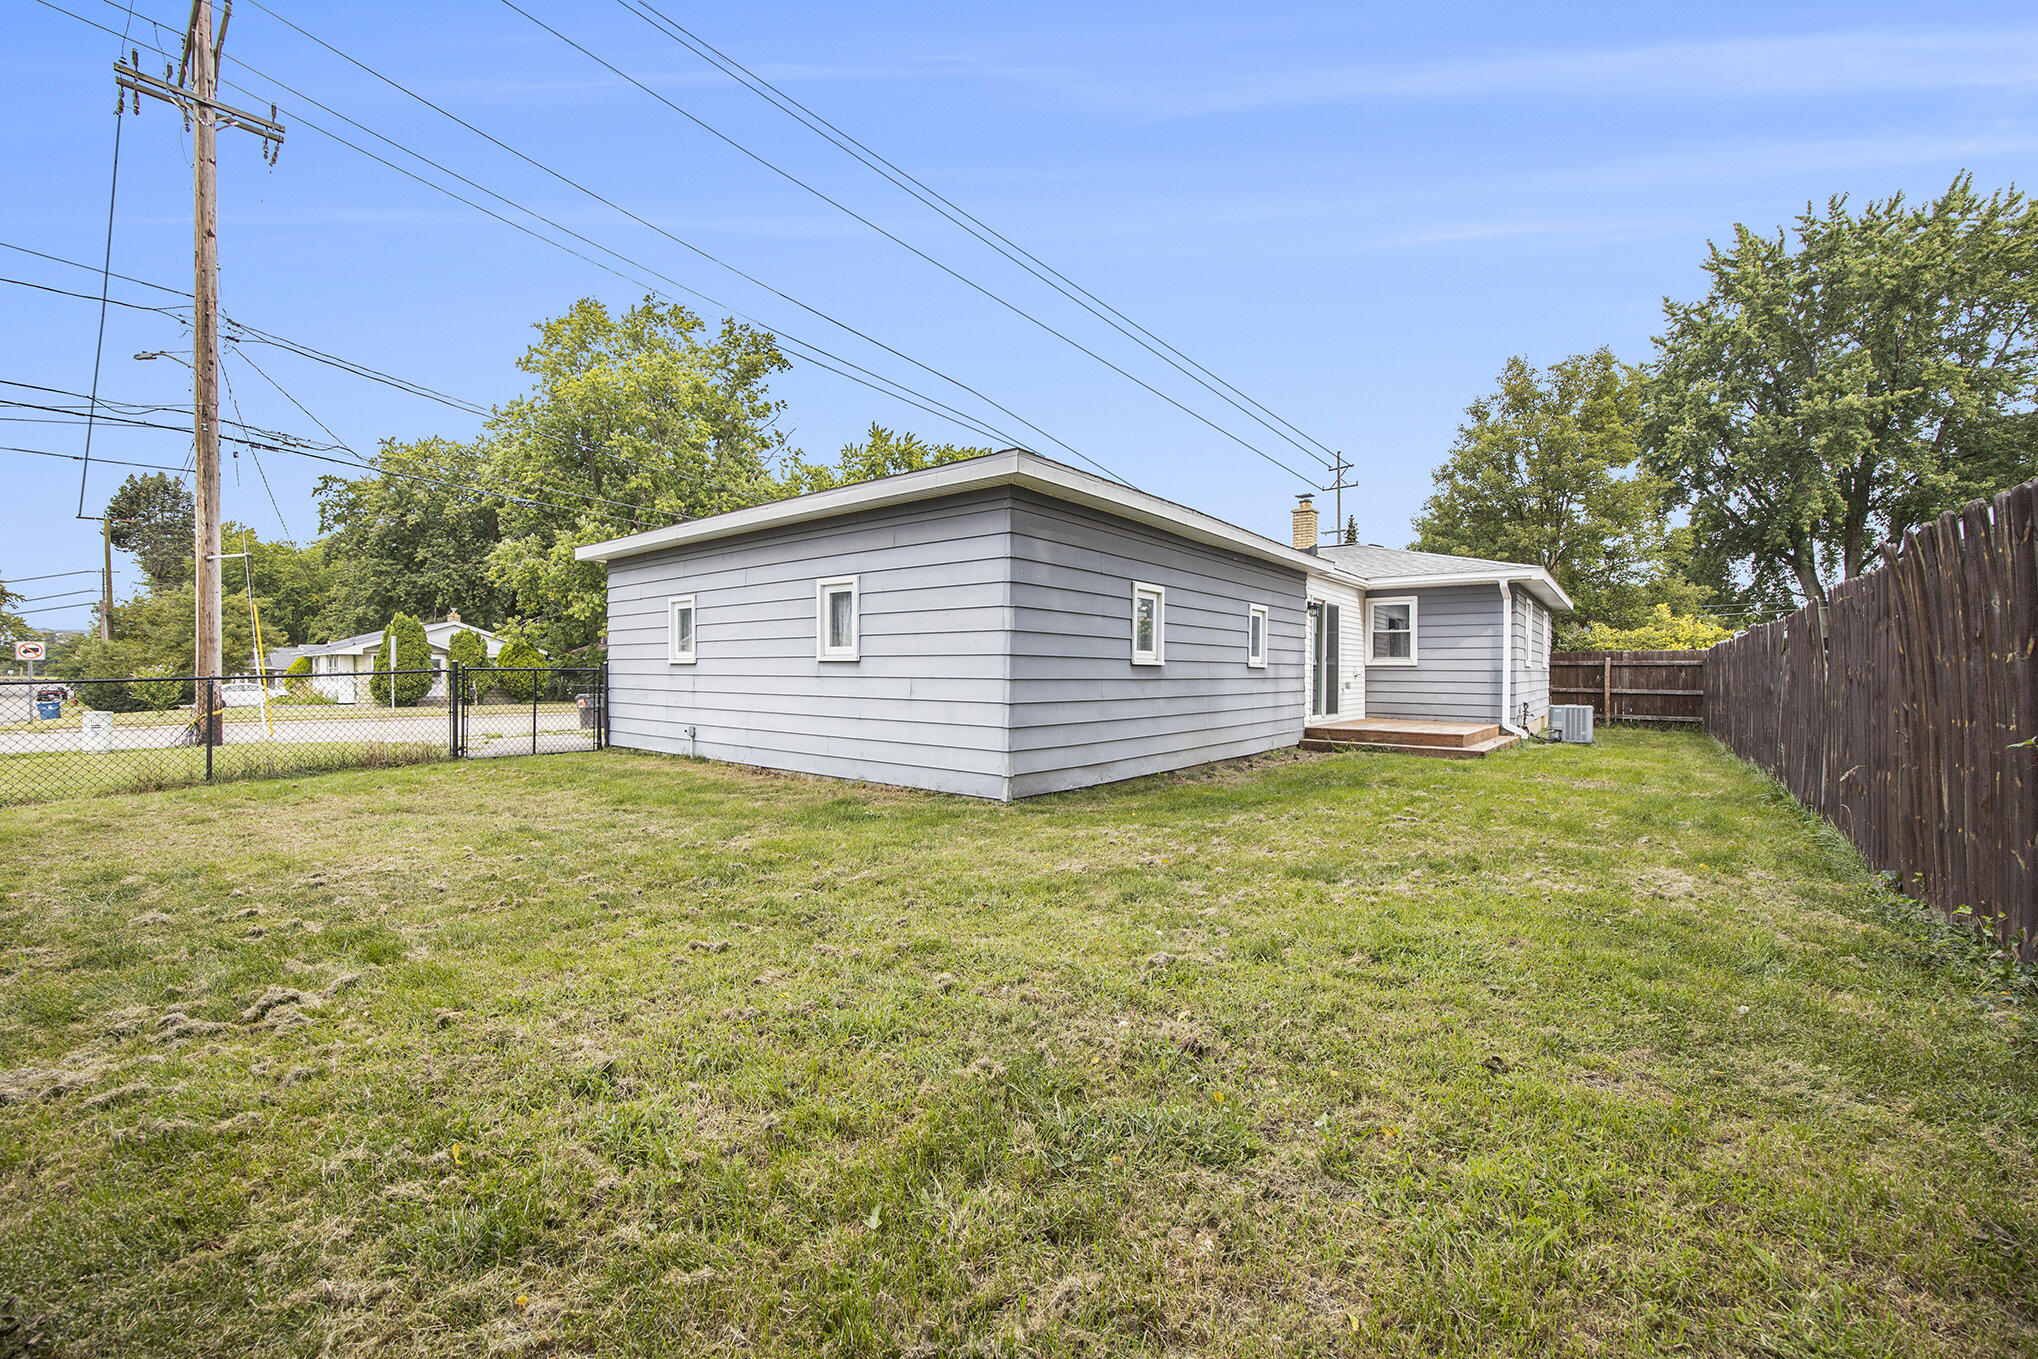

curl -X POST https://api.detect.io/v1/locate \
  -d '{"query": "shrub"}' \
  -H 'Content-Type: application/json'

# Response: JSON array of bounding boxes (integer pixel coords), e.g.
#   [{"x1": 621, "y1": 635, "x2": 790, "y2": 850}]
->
[
  {"x1": 74, "y1": 676, "x2": 143, "y2": 713},
  {"x1": 131, "y1": 665, "x2": 193, "y2": 712},
  {"x1": 368, "y1": 613, "x2": 435, "y2": 707},
  {"x1": 493, "y1": 639, "x2": 548, "y2": 703},
  {"x1": 1563, "y1": 604, "x2": 1737, "y2": 652},
  {"x1": 448, "y1": 627, "x2": 489, "y2": 702}
]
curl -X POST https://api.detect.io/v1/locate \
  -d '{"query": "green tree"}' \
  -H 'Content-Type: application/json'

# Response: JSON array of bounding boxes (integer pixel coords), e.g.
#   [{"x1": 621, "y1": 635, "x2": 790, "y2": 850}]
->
[
  {"x1": 1645, "y1": 174, "x2": 2038, "y2": 606},
  {"x1": 0, "y1": 579, "x2": 25, "y2": 638},
  {"x1": 57, "y1": 584, "x2": 262, "y2": 679},
  {"x1": 313, "y1": 437, "x2": 512, "y2": 638},
  {"x1": 778, "y1": 423, "x2": 992, "y2": 496},
  {"x1": 1413, "y1": 349, "x2": 1697, "y2": 629},
  {"x1": 224, "y1": 526, "x2": 331, "y2": 647},
  {"x1": 1343, "y1": 515, "x2": 1357, "y2": 546},
  {"x1": 481, "y1": 298, "x2": 791, "y2": 649},
  {"x1": 367, "y1": 613, "x2": 433, "y2": 707},
  {"x1": 493, "y1": 638, "x2": 547, "y2": 703},
  {"x1": 448, "y1": 626, "x2": 489, "y2": 702},
  {"x1": 1563, "y1": 604, "x2": 1737, "y2": 652},
  {"x1": 106, "y1": 473, "x2": 194, "y2": 587}
]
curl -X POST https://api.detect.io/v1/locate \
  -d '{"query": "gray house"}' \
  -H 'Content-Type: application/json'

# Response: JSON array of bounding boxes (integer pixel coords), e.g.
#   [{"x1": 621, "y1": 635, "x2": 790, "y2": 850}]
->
[{"x1": 576, "y1": 450, "x2": 1570, "y2": 800}]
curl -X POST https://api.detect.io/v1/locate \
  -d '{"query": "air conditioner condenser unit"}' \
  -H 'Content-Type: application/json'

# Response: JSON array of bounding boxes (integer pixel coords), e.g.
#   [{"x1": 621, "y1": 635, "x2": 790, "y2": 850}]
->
[{"x1": 1549, "y1": 704, "x2": 1594, "y2": 744}]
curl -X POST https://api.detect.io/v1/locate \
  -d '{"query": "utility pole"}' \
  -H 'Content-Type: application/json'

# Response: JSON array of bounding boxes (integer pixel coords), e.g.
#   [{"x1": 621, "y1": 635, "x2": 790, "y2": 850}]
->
[
  {"x1": 116, "y1": 3, "x2": 283, "y2": 738},
  {"x1": 1327, "y1": 450, "x2": 1359, "y2": 545},
  {"x1": 100, "y1": 515, "x2": 112, "y2": 639}
]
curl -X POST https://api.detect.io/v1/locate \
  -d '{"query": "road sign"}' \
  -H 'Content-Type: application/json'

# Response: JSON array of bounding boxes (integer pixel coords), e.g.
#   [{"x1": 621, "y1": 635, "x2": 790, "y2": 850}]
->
[{"x1": 13, "y1": 641, "x2": 44, "y2": 661}]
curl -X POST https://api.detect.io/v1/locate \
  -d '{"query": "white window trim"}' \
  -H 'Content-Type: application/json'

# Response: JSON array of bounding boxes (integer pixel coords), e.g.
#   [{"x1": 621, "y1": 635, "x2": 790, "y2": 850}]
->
[
  {"x1": 1246, "y1": 603, "x2": 1268, "y2": 669},
  {"x1": 667, "y1": 594, "x2": 697, "y2": 665},
  {"x1": 1367, "y1": 595, "x2": 1419, "y2": 667},
  {"x1": 816, "y1": 575, "x2": 860, "y2": 661},
  {"x1": 1131, "y1": 581, "x2": 1165, "y2": 666}
]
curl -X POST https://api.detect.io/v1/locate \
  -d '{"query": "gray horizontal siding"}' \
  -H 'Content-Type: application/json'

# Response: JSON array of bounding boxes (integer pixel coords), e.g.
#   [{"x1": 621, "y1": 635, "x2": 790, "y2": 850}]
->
[
  {"x1": 1004, "y1": 490, "x2": 1307, "y2": 797},
  {"x1": 1510, "y1": 585, "x2": 1551, "y2": 726},
  {"x1": 1363, "y1": 582, "x2": 1503, "y2": 723},
  {"x1": 604, "y1": 489, "x2": 1014, "y2": 800}
]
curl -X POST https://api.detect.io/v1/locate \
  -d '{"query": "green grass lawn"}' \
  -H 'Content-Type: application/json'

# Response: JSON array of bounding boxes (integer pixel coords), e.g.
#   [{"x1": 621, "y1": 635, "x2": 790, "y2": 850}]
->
[{"x1": 1, "y1": 731, "x2": 2033, "y2": 1357}]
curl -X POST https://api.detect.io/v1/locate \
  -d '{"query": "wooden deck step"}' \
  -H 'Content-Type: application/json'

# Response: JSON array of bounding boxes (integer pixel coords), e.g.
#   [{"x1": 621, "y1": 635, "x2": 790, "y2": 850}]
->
[
  {"x1": 1301, "y1": 718, "x2": 1502, "y2": 748},
  {"x1": 1299, "y1": 733, "x2": 1518, "y2": 760}
]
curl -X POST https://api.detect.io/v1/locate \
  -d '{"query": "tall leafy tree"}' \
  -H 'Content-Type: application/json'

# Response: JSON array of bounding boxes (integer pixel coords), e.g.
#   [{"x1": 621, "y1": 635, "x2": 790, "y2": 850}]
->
[
  {"x1": 0, "y1": 580, "x2": 25, "y2": 638},
  {"x1": 314, "y1": 437, "x2": 513, "y2": 638},
  {"x1": 481, "y1": 298, "x2": 790, "y2": 649},
  {"x1": 1413, "y1": 349, "x2": 1701, "y2": 628},
  {"x1": 1645, "y1": 175, "x2": 2038, "y2": 606},
  {"x1": 779, "y1": 423, "x2": 992, "y2": 495},
  {"x1": 105, "y1": 473, "x2": 194, "y2": 587},
  {"x1": 217, "y1": 523, "x2": 331, "y2": 648}
]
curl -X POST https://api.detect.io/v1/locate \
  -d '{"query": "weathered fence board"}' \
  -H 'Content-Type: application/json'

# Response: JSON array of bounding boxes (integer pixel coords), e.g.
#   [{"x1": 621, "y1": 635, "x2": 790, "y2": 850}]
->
[
  {"x1": 1703, "y1": 477, "x2": 2038, "y2": 951},
  {"x1": 1550, "y1": 650, "x2": 1706, "y2": 723}
]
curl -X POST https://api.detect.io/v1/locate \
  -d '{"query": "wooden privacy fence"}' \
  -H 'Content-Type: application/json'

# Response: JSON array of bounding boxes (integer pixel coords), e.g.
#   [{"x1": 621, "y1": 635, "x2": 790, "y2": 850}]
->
[
  {"x1": 1704, "y1": 478, "x2": 2038, "y2": 948},
  {"x1": 1551, "y1": 650, "x2": 1706, "y2": 723}
]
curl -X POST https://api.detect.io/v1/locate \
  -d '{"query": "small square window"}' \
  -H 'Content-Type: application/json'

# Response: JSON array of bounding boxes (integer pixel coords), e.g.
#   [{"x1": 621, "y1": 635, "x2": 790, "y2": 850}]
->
[
  {"x1": 817, "y1": 576, "x2": 860, "y2": 661},
  {"x1": 1247, "y1": 604, "x2": 1268, "y2": 669},
  {"x1": 1369, "y1": 597, "x2": 1417, "y2": 665},
  {"x1": 1131, "y1": 582, "x2": 1165, "y2": 665},
  {"x1": 668, "y1": 595, "x2": 696, "y2": 665}
]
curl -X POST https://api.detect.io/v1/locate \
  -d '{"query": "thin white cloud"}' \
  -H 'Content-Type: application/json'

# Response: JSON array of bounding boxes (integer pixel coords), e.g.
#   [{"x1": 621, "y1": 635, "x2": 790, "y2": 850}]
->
[{"x1": 1074, "y1": 28, "x2": 2038, "y2": 116}]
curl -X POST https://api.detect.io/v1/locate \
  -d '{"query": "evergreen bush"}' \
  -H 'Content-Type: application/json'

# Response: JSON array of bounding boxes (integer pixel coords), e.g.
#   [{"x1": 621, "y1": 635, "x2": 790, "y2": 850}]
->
[
  {"x1": 494, "y1": 639, "x2": 547, "y2": 703},
  {"x1": 367, "y1": 613, "x2": 435, "y2": 706},
  {"x1": 448, "y1": 627, "x2": 489, "y2": 702}
]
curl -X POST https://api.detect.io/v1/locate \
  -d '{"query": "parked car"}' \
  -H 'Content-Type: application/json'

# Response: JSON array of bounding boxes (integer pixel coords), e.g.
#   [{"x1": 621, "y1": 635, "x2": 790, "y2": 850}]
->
[{"x1": 220, "y1": 679, "x2": 268, "y2": 708}]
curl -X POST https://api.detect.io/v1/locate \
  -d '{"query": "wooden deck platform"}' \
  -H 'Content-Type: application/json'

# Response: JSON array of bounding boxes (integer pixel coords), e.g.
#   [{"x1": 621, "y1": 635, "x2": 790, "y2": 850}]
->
[{"x1": 1299, "y1": 716, "x2": 1517, "y2": 759}]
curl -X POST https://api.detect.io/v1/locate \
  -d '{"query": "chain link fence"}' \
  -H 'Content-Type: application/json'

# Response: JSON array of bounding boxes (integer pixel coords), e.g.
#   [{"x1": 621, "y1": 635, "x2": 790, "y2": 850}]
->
[{"x1": 0, "y1": 663, "x2": 605, "y2": 808}]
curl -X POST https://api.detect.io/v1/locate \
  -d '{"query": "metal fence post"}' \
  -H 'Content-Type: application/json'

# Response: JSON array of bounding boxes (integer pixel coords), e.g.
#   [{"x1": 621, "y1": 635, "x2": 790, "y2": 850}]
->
[
  {"x1": 203, "y1": 676, "x2": 215, "y2": 782},
  {"x1": 531, "y1": 671, "x2": 539, "y2": 756},
  {"x1": 600, "y1": 662, "x2": 609, "y2": 750},
  {"x1": 448, "y1": 660, "x2": 460, "y2": 758}
]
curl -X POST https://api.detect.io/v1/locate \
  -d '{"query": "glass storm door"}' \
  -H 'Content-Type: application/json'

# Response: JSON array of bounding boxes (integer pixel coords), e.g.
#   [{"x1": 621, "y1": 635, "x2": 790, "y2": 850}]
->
[{"x1": 1309, "y1": 601, "x2": 1340, "y2": 718}]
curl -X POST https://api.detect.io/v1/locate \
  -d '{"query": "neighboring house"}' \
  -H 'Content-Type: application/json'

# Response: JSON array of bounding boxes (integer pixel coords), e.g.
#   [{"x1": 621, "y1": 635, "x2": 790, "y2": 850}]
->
[
  {"x1": 279, "y1": 611, "x2": 519, "y2": 704},
  {"x1": 1310, "y1": 542, "x2": 1567, "y2": 731},
  {"x1": 576, "y1": 449, "x2": 1571, "y2": 801}
]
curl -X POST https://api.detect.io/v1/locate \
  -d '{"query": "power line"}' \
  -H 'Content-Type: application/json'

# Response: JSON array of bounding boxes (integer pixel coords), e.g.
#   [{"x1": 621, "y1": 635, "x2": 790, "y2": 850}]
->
[
  {"x1": 2, "y1": 443, "x2": 194, "y2": 475},
  {"x1": 77, "y1": 0, "x2": 139, "y2": 518},
  {"x1": 0, "y1": 568, "x2": 106, "y2": 584},
  {"x1": 494, "y1": 0, "x2": 1323, "y2": 484},
  {"x1": 17, "y1": 588, "x2": 100, "y2": 604},
  {"x1": 1, "y1": 240, "x2": 495, "y2": 415},
  {"x1": 624, "y1": 0, "x2": 1345, "y2": 471},
  {"x1": 56, "y1": 0, "x2": 1120, "y2": 480}
]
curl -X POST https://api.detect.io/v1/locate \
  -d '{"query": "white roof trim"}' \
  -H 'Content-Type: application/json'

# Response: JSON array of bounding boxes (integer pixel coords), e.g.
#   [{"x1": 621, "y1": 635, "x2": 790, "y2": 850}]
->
[
  {"x1": 1364, "y1": 569, "x2": 1574, "y2": 613},
  {"x1": 575, "y1": 449, "x2": 1370, "y2": 588}
]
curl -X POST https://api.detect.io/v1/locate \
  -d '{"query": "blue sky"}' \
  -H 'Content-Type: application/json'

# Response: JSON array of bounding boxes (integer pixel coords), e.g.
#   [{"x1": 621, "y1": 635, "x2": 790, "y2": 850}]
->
[{"x1": 5, "y1": 0, "x2": 2036, "y2": 634}]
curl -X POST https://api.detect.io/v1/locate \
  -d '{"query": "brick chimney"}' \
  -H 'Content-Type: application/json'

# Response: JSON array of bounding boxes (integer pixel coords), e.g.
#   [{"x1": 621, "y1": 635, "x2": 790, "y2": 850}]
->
[{"x1": 1291, "y1": 494, "x2": 1318, "y2": 551}]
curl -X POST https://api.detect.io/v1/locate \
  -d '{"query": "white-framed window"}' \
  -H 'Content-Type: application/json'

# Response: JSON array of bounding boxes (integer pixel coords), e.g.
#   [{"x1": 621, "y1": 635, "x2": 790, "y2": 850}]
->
[
  {"x1": 1246, "y1": 603, "x2": 1268, "y2": 669},
  {"x1": 816, "y1": 575, "x2": 860, "y2": 661},
  {"x1": 1368, "y1": 596, "x2": 1418, "y2": 665},
  {"x1": 1131, "y1": 581, "x2": 1165, "y2": 665},
  {"x1": 667, "y1": 594, "x2": 697, "y2": 665}
]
